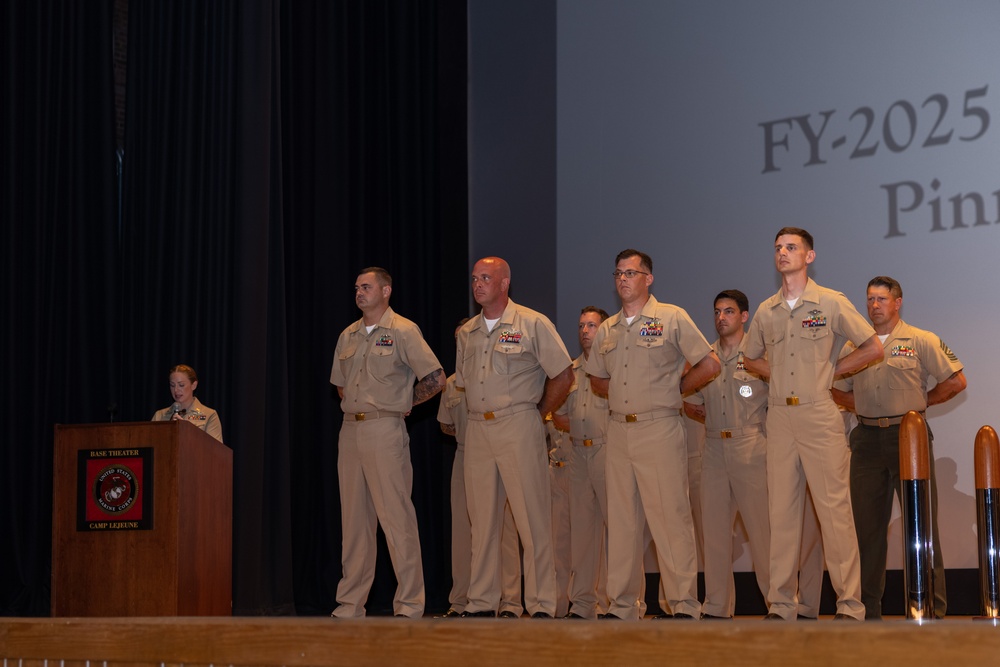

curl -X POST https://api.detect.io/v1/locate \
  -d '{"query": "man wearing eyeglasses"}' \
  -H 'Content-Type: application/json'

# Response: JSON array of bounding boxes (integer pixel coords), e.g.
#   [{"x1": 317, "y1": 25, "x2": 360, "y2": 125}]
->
[{"x1": 584, "y1": 249, "x2": 721, "y2": 620}]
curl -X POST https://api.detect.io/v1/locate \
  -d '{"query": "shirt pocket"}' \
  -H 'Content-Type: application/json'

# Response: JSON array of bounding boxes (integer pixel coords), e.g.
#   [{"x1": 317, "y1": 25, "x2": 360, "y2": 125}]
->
[
  {"x1": 369, "y1": 342, "x2": 396, "y2": 376},
  {"x1": 493, "y1": 343, "x2": 534, "y2": 375},
  {"x1": 765, "y1": 325, "x2": 787, "y2": 367},
  {"x1": 598, "y1": 337, "x2": 620, "y2": 369},
  {"x1": 337, "y1": 341, "x2": 359, "y2": 379},
  {"x1": 886, "y1": 355, "x2": 919, "y2": 389},
  {"x1": 799, "y1": 324, "x2": 832, "y2": 362}
]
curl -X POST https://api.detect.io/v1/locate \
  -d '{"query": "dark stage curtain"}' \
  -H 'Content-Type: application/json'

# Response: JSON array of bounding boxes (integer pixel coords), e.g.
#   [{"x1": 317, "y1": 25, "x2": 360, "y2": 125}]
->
[
  {"x1": 3, "y1": 0, "x2": 467, "y2": 616},
  {"x1": 2, "y1": 0, "x2": 118, "y2": 615}
]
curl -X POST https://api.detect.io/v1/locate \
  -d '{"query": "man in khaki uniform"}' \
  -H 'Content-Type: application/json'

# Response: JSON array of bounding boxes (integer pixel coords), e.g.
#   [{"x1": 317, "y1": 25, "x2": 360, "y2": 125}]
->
[
  {"x1": 832, "y1": 275, "x2": 966, "y2": 619},
  {"x1": 585, "y1": 249, "x2": 720, "y2": 620},
  {"x1": 437, "y1": 330, "x2": 525, "y2": 618},
  {"x1": 685, "y1": 290, "x2": 771, "y2": 619},
  {"x1": 553, "y1": 306, "x2": 611, "y2": 619},
  {"x1": 330, "y1": 267, "x2": 445, "y2": 619},
  {"x1": 456, "y1": 257, "x2": 574, "y2": 618},
  {"x1": 742, "y1": 228, "x2": 883, "y2": 621}
]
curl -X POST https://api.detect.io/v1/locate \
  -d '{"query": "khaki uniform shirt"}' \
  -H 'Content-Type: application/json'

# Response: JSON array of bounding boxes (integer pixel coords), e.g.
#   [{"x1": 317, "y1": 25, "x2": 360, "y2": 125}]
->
[
  {"x1": 455, "y1": 299, "x2": 572, "y2": 411},
  {"x1": 331, "y1": 306, "x2": 442, "y2": 413},
  {"x1": 584, "y1": 295, "x2": 713, "y2": 413},
  {"x1": 689, "y1": 341, "x2": 767, "y2": 433},
  {"x1": 840, "y1": 319, "x2": 963, "y2": 417},
  {"x1": 743, "y1": 279, "x2": 875, "y2": 405},
  {"x1": 437, "y1": 373, "x2": 469, "y2": 445},
  {"x1": 152, "y1": 397, "x2": 224, "y2": 443},
  {"x1": 557, "y1": 355, "x2": 609, "y2": 443}
]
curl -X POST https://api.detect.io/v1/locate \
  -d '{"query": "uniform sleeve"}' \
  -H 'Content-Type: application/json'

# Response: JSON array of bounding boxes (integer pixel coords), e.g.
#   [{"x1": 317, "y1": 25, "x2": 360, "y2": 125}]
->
[
  {"x1": 437, "y1": 379, "x2": 455, "y2": 425},
  {"x1": 330, "y1": 330, "x2": 348, "y2": 387},
  {"x1": 397, "y1": 322, "x2": 442, "y2": 381},
  {"x1": 583, "y1": 324, "x2": 610, "y2": 379},
  {"x1": 671, "y1": 308, "x2": 713, "y2": 367},
  {"x1": 205, "y1": 412, "x2": 224, "y2": 444},
  {"x1": 917, "y1": 330, "x2": 964, "y2": 384},
  {"x1": 742, "y1": 305, "x2": 767, "y2": 359},
  {"x1": 833, "y1": 293, "x2": 877, "y2": 347},
  {"x1": 530, "y1": 315, "x2": 573, "y2": 379},
  {"x1": 454, "y1": 327, "x2": 468, "y2": 389}
]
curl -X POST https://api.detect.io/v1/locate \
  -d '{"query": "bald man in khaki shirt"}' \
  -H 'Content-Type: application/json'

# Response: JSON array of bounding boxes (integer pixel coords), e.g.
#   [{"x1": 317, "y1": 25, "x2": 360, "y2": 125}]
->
[{"x1": 456, "y1": 257, "x2": 573, "y2": 618}]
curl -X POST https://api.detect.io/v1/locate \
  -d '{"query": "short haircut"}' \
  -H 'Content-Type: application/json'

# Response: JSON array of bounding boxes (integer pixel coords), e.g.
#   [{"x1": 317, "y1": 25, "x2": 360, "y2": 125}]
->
[
  {"x1": 614, "y1": 249, "x2": 653, "y2": 273},
  {"x1": 580, "y1": 305, "x2": 610, "y2": 322},
  {"x1": 774, "y1": 227, "x2": 814, "y2": 250},
  {"x1": 714, "y1": 290, "x2": 749, "y2": 314},
  {"x1": 867, "y1": 275, "x2": 902, "y2": 299},
  {"x1": 358, "y1": 266, "x2": 392, "y2": 287}
]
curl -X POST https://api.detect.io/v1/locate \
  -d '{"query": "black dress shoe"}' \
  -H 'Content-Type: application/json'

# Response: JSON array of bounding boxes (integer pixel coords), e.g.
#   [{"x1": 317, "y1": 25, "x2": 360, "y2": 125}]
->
[
  {"x1": 796, "y1": 614, "x2": 817, "y2": 620},
  {"x1": 460, "y1": 610, "x2": 496, "y2": 618},
  {"x1": 437, "y1": 608, "x2": 461, "y2": 618},
  {"x1": 566, "y1": 612, "x2": 587, "y2": 619},
  {"x1": 833, "y1": 613, "x2": 861, "y2": 621},
  {"x1": 701, "y1": 614, "x2": 732, "y2": 620},
  {"x1": 498, "y1": 610, "x2": 519, "y2": 619},
  {"x1": 651, "y1": 612, "x2": 673, "y2": 619},
  {"x1": 763, "y1": 612, "x2": 784, "y2": 620},
  {"x1": 531, "y1": 612, "x2": 553, "y2": 619},
  {"x1": 672, "y1": 612, "x2": 696, "y2": 620},
  {"x1": 599, "y1": 613, "x2": 621, "y2": 620}
]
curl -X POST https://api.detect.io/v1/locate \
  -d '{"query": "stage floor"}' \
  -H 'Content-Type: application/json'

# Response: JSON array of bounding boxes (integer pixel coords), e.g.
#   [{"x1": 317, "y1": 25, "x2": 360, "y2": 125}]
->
[{"x1": 4, "y1": 615, "x2": 1000, "y2": 667}]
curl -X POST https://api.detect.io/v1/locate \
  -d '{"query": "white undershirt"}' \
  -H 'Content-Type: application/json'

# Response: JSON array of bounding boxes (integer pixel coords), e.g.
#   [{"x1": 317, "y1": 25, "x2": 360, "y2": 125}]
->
[
  {"x1": 625, "y1": 314, "x2": 637, "y2": 325},
  {"x1": 483, "y1": 316, "x2": 500, "y2": 332},
  {"x1": 878, "y1": 334, "x2": 889, "y2": 344},
  {"x1": 365, "y1": 324, "x2": 377, "y2": 334},
  {"x1": 786, "y1": 297, "x2": 798, "y2": 310}
]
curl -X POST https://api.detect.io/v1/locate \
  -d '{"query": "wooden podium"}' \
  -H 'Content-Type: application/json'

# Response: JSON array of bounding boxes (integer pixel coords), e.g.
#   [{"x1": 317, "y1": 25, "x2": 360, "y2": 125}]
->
[{"x1": 51, "y1": 420, "x2": 232, "y2": 616}]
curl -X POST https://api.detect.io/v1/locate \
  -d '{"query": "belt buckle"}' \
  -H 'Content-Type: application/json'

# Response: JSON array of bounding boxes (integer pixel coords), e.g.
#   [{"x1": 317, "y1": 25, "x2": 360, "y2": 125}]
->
[
  {"x1": 878, "y1": 417, "x2": 890, "y2": 428},
  {"x1": 355, "y1": 413, "x2": 366, "y2": 421},
  {"x1": 583, "y1": 439, "x2": 593, "y2": 447},
  {"x1": 720, "y1": 430, "x2": 733, "y2": 439},
  {"x1": 484, "y1": 411, "x2": 495, "y2": 420},
  {"x1": 786, "y1": 397, "x2": 800, "y2": 406},
  {"x1": 625, "y1": 413, "x2": 638, "y2": 423}
]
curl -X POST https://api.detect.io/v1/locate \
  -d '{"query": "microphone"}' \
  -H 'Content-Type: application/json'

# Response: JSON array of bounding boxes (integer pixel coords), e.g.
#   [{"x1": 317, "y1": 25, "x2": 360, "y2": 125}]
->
[
  {"x1": 171, "y1": 403, "x2": 187, "y2": 419},
  {"x1": 107, "y1": 402, "x2": 118, "y2": 423}
]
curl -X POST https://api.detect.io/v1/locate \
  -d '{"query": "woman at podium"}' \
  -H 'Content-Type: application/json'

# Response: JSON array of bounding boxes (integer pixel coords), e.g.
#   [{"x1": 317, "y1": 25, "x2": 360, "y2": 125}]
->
[{"x1": 151, "y1": 364, "x2": 224, "y2": 443}]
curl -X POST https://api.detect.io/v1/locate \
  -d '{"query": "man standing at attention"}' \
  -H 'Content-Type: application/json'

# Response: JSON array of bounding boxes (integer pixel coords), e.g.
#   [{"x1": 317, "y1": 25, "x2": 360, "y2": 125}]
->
[
  {"x1": 684, "y1": 290, "x2": 771, "y2": 619},
  {"x1": 553, "y1": 306, "x2": 611, "y2": 619},
  {"x1": 585, "y1": 249, "x2": 720, "y2": 620},
  {"x1": 456, "y1": 257, "x2": 574, "y2": 618},
  {"x1": 330, "y1": 267, "x2": 445, "y2": 619},
  {"x1": 832, "y1": 275, "x2": 966, "y2": 619},
  {"x1": 742, "y1": 228, "x2": 883, "y2": 621}
]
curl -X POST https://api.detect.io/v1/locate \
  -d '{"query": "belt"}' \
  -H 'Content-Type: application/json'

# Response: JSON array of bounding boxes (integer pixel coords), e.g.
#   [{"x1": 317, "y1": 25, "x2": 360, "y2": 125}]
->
[
  {"x1": 345, "y1": 410, "x2": 403, "y2": 422},
  {"x1": 710, "y1": 423, "x2": 764, "y2": 439},
  {"x1": 610, "y1": 408, "x2": 682, "y2": 423},
  {"x1": 769, "y1": 391, "x2": 831, "y2": 407},
  {"x1": 550, "y1": 460, "x2": 568, "y2": 468},
  {"x1": 571, "y1": 437, "x2": 605, "y2": 447},
  {"x1": 467, "y1": 403, "x2": 536, "y2": 421},
  {"x1": 858, "y1": 412, "x2": 922, "y2": 428}
]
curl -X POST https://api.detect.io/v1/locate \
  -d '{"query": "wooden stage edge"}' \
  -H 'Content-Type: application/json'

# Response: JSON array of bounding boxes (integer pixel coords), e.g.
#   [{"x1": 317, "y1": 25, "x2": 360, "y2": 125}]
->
[{"x1": 5, "y1": 616, "x2": 1000, "y2": 667}]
